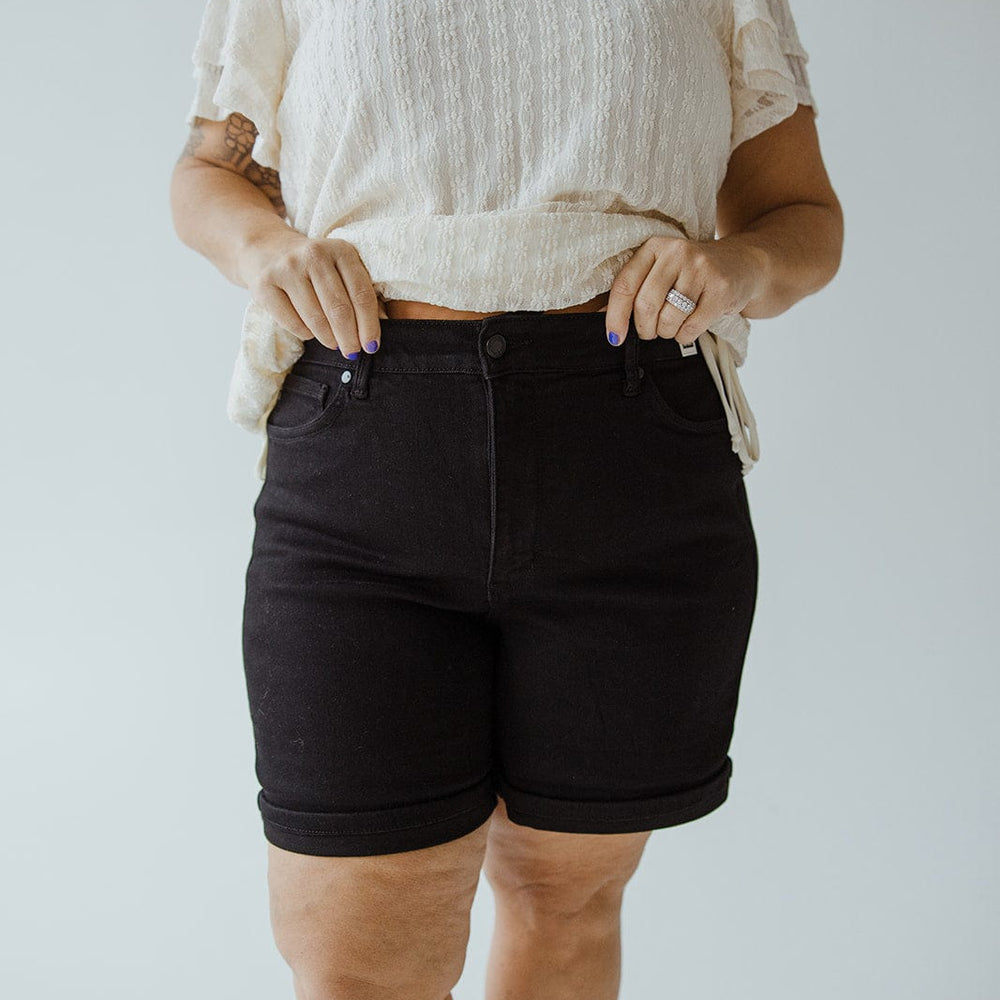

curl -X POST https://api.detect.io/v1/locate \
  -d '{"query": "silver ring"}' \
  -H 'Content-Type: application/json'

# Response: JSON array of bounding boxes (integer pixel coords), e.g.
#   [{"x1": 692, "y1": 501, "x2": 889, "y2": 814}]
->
[{"x1": 665, "y1": 287, "x2": 697, "y2": 315}]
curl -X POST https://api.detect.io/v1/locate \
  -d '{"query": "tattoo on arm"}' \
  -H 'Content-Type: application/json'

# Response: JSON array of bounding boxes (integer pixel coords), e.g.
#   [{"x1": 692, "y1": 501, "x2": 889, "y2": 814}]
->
[{"x1": 178, "y1": 112, "x2": 287, "y2": 219}]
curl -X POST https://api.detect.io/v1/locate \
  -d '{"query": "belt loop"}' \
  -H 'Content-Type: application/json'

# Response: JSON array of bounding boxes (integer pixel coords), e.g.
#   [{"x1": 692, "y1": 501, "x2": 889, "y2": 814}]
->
[
  {"x1": 351, "y1": 349, "x2": 372, "y2": 399},
  {"x1": 622, "y1": 329, "x2": 641, "y2": 396}
]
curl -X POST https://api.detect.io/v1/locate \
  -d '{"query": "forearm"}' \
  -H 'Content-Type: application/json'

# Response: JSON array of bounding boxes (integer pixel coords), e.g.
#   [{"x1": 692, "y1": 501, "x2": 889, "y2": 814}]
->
[
  {"x1": 716, "y1": 200, "x2": 843, "y2": 320},
  {"x1": 169, "y1": 160, "x2": 294, "y2": 288}
]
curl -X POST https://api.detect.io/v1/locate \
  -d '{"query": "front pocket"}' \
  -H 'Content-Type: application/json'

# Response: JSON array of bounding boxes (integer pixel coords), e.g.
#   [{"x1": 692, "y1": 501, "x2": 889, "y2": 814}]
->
[
  {"x1": 640, "y1": 355, "x2": 730, "y2": 433},
  {"x1": 266, "y1": 363, "x2": 351, "y2": 439}
]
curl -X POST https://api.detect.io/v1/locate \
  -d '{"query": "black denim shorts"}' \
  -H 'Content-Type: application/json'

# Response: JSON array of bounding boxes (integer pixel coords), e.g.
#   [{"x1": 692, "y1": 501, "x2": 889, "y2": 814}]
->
[{"x1": 242, "y1": 309, "x2": 758, "y2": 856}]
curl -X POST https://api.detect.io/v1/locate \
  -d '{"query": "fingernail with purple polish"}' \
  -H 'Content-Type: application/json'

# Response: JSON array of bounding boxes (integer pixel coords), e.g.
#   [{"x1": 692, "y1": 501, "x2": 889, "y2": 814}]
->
[
  {"x1": 366, "y1": 340, "x2": 379, "y2": 353},
  {"x1": 607, "y1": 331, "x2": 619, "y2": 345},
  {"x1": 347, "y1": 351, "x2": 359, "y2": 359}
]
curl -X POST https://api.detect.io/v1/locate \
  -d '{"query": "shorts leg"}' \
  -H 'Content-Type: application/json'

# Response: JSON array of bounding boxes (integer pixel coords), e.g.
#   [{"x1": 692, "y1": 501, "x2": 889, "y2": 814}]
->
[
  {"x1": 243, "y1": 582, "x2": 499, "y2": 856},
  {"x1": 488, "y1": 335, "x2": 759, "y2": 834},
  {"x1": 242, "y1": 350, "x2": 500, "y2": 856}
]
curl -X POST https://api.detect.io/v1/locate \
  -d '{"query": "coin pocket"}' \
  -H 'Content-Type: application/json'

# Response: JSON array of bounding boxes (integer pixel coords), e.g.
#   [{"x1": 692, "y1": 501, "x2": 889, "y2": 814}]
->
[{"x1": 266, "y1": 366, "x2": 351, "y2": 438}]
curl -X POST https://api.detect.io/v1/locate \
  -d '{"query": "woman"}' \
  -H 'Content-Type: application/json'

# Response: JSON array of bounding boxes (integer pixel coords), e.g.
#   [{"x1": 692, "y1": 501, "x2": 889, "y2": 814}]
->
[{"x1": 170, "y1": 2, "x2": 842, "y2": 998}]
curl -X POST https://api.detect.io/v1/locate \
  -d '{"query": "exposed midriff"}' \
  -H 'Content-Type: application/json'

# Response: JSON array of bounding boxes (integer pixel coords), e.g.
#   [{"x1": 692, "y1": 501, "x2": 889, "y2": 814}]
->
[{"x1": 381, "y1": 291, "x2": 610, "y2": 320}]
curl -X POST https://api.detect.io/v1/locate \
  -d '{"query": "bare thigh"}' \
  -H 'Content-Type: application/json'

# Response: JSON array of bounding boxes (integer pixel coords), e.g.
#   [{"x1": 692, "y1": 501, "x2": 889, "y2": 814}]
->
[
  {"x1": 267, "y1": 813, "x2": 492, "y2": 1000},
  {"x1": 265, "y1": 795, "x2": 652, "y2": 999},
  {"x1": 484, "y1": 797, "x2": 653, "y2": 914}
]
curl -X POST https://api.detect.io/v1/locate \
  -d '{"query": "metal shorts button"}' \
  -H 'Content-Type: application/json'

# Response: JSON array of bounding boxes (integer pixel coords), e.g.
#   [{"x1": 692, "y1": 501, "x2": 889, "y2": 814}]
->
[{"x1": 485, "y1": 334, "x2": 507, "y2": 358}]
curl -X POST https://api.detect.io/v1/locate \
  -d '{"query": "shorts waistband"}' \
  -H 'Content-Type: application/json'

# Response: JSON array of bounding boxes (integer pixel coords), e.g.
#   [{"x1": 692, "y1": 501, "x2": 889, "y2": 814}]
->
[
  {"x1": 258, "y1": 309, "x2": 759, "y2": 480},
  {"x1": 298, "y1": 310, "x2": 695, "y2": 373}
]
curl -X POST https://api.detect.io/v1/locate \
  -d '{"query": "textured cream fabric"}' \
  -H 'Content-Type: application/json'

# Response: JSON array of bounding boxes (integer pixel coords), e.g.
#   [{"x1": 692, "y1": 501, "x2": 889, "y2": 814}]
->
[{"x1": 185, "y1": 0, "x2": 818, "y2": 481}]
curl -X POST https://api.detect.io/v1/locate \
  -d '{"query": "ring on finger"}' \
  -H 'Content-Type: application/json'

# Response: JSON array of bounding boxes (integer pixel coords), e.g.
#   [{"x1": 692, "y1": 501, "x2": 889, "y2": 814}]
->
[{"x1": 665, "y1": 287, "x2": 697, "y2": 314}]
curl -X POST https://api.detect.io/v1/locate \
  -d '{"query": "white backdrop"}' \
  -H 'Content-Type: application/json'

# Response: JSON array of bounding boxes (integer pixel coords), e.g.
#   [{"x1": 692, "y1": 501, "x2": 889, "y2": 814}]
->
[{"x1": 1, "y1": 1, "x2": 996, "y2": 997}]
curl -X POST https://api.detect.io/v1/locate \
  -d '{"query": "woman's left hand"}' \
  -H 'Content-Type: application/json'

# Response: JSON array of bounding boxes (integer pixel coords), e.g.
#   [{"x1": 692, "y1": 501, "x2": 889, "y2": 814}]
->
[{"x1": 599, "y1": 235, "x2": 767, "y2": 346}]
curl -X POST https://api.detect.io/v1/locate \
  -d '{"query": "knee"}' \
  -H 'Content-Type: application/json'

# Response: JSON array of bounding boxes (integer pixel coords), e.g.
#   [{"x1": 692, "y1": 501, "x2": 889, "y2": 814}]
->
[
  {"x1": 279, "y1": 905, "x2": 467, "y2": 1000},
  {"x1": 273, "y1": 887, "x2": 470, "y2": 1000},
  {"x1": 292, "y1": 969, "x2": 458, "y2": 1000},
  {"x1": 485, "y1": 864, "x2": 627, "y2": 924}
]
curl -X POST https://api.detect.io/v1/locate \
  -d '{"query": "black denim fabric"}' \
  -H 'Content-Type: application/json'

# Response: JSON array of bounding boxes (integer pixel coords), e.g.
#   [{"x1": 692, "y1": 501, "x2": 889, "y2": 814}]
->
[{"x1": 242, "y1": 310, "x2": 758, "y2": 856}]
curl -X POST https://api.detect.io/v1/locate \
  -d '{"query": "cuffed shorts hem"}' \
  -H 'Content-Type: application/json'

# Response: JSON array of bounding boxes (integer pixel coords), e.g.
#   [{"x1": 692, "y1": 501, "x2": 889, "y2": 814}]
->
[
  {"x1": 495, "y1": 757, "x2": 732, "y2": 835},
  {"x1": 258, "y1": 773, "x2": 499, "y2": 857}
]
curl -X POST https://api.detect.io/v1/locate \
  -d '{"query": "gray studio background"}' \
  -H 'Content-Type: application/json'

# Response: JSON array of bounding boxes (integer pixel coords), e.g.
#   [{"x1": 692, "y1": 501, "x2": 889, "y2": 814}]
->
[{"x1": 1, "y1": 1, "x2": 996, "y2": 997}]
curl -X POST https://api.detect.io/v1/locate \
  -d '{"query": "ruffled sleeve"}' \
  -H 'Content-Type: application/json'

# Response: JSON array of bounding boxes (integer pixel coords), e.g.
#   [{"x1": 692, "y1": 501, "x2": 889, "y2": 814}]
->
[
  {"x1": 729, "y1": 0, "x2": 818, "y2": 154},
  {"x1": 184, "y1": 0, "x2": 288, "y2": 171}
]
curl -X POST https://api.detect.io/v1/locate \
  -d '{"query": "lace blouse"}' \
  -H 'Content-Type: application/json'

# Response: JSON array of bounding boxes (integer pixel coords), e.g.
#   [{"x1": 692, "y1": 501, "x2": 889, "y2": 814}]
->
[{"x1": 184, "y1": 0, "x2": 818, "y2": 480}]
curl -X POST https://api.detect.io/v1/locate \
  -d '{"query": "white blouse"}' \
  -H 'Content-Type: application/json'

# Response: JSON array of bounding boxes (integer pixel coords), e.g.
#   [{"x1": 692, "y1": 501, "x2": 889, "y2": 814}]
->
[{"x1": 185, "y1": 0, "x2": 818, "y2": 480}]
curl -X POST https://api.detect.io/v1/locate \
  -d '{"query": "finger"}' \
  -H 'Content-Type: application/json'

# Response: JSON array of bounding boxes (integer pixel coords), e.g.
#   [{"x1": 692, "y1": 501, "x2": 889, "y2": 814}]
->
[
  {"x1": 656, "y1": 272, "x2": 704, "y2": 342},
  {"x1": 253, "y1": 283, "x2": 316, "y2": 343},
  {"x1": 604, "y1": 243, "x2": 656, "y2": 346},
  {"x1": 287, "y1": 274, "x2": 349, "y2": 353},
  {"x1": 634, "y1": 262, "x2": 689, "y2": 341},
  {"x1": 308, "y1": 265, "x2": 364, "y2": 356},
  {"x1": 673, "y1": 284, "x2": 728, "y2": 346},
  {"x1": 337, "y1": 258, "x2": 382, "y2": 354}
]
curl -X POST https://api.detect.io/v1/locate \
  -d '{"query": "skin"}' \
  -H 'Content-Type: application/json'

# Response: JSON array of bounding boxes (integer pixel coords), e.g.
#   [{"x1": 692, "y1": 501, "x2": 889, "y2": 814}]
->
[{"x1": 170, "y1": 102, "x2": 842, "y2": 1000}]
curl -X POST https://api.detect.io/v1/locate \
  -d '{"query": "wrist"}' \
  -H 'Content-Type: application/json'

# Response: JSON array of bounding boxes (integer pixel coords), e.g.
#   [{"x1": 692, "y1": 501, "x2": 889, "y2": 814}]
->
[
  {"x1": 716, "y1": 233, "x2": 773, "y2": 313},
  {"x1": 743, "y1": 241, "x2": 773, "y2": 310},
  {"x1": 235, "y1": 216, "x2": 300, "y2": 287}
]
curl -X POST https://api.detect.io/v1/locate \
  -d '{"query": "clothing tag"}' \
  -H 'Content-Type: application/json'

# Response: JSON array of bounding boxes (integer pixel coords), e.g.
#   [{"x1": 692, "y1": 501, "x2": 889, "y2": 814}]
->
[{"x1": 679, "y1": 340, "x2": 698, "y2": 357}]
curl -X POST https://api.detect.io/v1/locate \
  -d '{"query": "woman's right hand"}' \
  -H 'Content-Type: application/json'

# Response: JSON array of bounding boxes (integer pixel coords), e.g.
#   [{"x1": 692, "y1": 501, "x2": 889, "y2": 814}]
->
[{"x1": 236, "y1": 229, "x2": 389, "y2": 356}]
